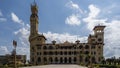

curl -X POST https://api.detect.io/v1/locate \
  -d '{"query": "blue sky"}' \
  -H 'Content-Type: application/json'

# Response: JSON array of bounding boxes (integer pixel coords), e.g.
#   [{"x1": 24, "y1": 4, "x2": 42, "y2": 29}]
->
[{"x1": 0, "y1": 0, "x2": 120, "y2": 60}]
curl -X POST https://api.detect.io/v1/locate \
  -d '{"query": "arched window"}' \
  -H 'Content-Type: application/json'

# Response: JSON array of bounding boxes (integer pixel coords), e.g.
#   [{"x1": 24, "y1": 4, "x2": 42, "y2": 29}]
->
[
  {"x1": 74, "y1": 51, "x2": 77, "y2": 55},
  {"x1": 60, "y1": 57, "x2": 63, "y2": 63},
  {"x1": 37, "y1": 57, "x2": 41, "y2": 62},
  {"x1": 79, "y1": 45, "x2": 83, "y2": 49},
  {"x1": 55, "y1": 51, "x2": 57, "y2": 55},
  {"x1": 55, "y1": 57, "x2": 58, "y2": 63},
  {"x1": 92, "y1": 57, "x2": 96, "y2": 63},
  {"x1": 79, "y1": 56, "x2": 82, "y2": 61},
  {"x1": 49, "y1": 51, "x2": 53, "y2": 55},
  {"x1": 85, "y1": 45, "x2": 89, "y2": 49},
  {"x1": 91, "y1": 45, "x2": 95, "y2": 49},
  {"x1": 74, "y1": 57, "x2": 77, "y2": 62},
  {"x1": 49, "y1": 57, "x2": 53, "y2": 63},
  {"x1": 43, "y1": 46, "x2": 47, "y2": 50},
  {"x1": 32, "y1": 57, "x2": 34, "y2": 62},
  {"x1": 44, "y1": 57, "x2": 47, "y2": 62},
  {"x1": 84, "y1": 51, "x2": 89, "y2": 54},
  {"x1": 68, "y1": 51, "x2": 71, "y2": 55},
  {"x1": 60, "y1": 51, "x2": 63, "y2": 55},
  {"x1": 64, "y1": 51, "x2": 67, "y2": 55},
  {"x1": 44, "y1": 52, "x2": 47, "y2": 55},
  {"x1": 49, "y1": 46, "x2": 54, "y2": 49},
  {"x1": 85, "y1": 57, "x2": 89, "y2": 62},
  {"x1": 64, "y1": 57, "x2": 67, "y2": 63},
  {"x1": 69, "y1": 57, "x2": 72, "y2": 63},
  {"x1": 31, "y1": 47, "x2": 34, "y2": 51}
]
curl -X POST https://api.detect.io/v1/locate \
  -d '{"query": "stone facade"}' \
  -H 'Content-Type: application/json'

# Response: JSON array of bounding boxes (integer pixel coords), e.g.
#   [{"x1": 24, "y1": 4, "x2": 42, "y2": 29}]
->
[{"x1": 29, "y1": 3, "x2": 105, "y2": 65}]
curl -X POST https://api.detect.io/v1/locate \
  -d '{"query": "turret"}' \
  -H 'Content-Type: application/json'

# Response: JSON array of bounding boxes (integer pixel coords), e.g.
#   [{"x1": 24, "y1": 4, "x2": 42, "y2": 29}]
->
[
  {"x1": 29, "y1": 2, "x2": 39, "y2": 37},
  {"x1": 93, "y1": 25, "x2": 106, "y2": 44}
]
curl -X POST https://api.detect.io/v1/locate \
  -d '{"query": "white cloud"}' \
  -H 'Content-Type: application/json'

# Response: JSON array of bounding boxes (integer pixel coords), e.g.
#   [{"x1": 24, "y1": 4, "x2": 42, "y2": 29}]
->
[
  {"x1": 88, "y1": 4, "x2": 100, "y2": 18},
  {"x1": 0, "y1": 46, "x2": 10, "y2": 55},
  {"x1": 14, "y1": 23, "x2": 30, "y2": 59},
  {"x1": 83, "y1": 4, "x2": 120, "y2": 58},
  {"x1": 104, "y1": 20, "x2": 120, "y2": 58},
  {"x1": 0, "y1": 10, "x2": 2, "y2": 16},
  {"x1": 65, "y1": 1, "x2": 84, "y2": 26},
  {"x1": 14, "y1": 24, "x2": 30, "y2": 46},
  {"x1": 11, "y1": 12, "x2": 24, "y2": 25},
  {"x1": 0, "y1": 18, "x2": 7, "y2": 22},
  {"x1": 66, "y1": 1, "x2": 83, "y2": 13},
  {"x1": 43, "y1": 31, "x2": 87, "y2": 43},
  {"x1": 0, "y1": 10, "x2": 7, "y2": 22},
  {"x1": 65, "y1": 14, "x2": 81, "y2": 26},
  {"x1": 16, "y1": 47, "x2": 30, "y2": 60},
  {"x1": 83, "y1": 4, "x2": 107, "y2": 31}
]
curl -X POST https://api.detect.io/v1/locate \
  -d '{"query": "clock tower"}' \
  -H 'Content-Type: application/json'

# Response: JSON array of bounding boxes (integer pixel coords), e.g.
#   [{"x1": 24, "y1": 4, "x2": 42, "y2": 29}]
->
[{"x1": 29, "y1": 2, "x2": 38, "y2": 38}]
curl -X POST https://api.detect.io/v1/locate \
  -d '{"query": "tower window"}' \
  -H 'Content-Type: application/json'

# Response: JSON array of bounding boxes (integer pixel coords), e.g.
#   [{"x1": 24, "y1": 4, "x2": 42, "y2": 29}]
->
[
  {"x1": 49, "y1": 46, "x2": 54, "y2": 49},
  {"x1": 79, "y1": 45, "x2": 83, "y2": 49},
  {"x1": 37, "y1": 38, "x2": 41, "y2": 41},
  {"x1": 85, "y1": 45, "x2": 89, "y2": 49},
  {"x1": 98, "y1": 38, "x2": 102, "y2": 41},
  {"x1": 43, "y1": 46, "x2": 47, "y2": 50},
  {"x1": 91, "y1": 45, "x2": 95, "y2": 49}
]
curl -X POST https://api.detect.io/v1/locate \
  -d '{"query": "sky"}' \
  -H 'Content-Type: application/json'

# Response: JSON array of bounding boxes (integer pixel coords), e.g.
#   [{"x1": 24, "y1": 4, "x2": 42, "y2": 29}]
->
[{"x1": 0, "y1": 0, "x2": 120, "y2": 60}]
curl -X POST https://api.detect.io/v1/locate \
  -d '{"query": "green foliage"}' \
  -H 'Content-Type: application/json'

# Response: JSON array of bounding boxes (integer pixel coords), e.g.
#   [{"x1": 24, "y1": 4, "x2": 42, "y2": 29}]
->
[{"x1": 80, "y1": 63, "x2": 85, "y2": 66}]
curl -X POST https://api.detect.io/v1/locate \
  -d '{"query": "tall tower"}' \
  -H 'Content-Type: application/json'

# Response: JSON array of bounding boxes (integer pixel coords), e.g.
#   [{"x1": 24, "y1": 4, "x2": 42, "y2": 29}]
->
[
  {"x1": 93, "y1": 25, "x2": 106, "y2": 44},
  {"x1": 93, "y1": 25, "x2": 106, "y2": 63},
  {"x1": 29, "y1": 2, "x2": 38, "y2": 38},
  {"x1": 29, "y1": 1, "x2": 46, "y2": 65}
]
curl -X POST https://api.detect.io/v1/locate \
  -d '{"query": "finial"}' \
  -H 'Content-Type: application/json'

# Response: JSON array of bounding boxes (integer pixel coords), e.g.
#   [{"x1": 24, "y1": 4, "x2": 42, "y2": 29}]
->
[
  {"x1": 34, "y1": 0, "x2": 35, "y2": 3},
  {"x1": 33, "y1": 0, "x2": 36, "y2": 5}
]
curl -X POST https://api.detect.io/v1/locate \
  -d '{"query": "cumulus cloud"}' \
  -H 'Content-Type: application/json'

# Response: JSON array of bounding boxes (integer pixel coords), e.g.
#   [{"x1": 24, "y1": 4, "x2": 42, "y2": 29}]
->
[
  {"x1": 66, "y1": 1, "x2": 83, "y2": 13},
  {"x1": 0, "y1": 10, "x2": 2, "y2": 16},
  {"x1": 11, "y1": 12, "x2": 30, "y2": 59},
  {"x1": 0, "y1": 10, "x2": 7, "y2": 22},
  {"x1": 16, "y1": 47, "x2": 30, "y2": 59},
  {"x1": 0, "y1": 18, "x2": 7, "y2": 22},
  {"x1": 43, "y1": 31, "x2": 87, "y2": 43},
  {"x1": 83, "y1": 4, "x2": 120, "y2": 58},
  {"x1": 14, "y1": 23, "x2": 30, "y2": 59},
  {"x1": 65, "y1": 14, "x2": 81, "y2": 26},
  {"x1": 11, "y1": 12, "x2": 24, "y2": 25},
  {"x1": 0, "y1": 46, "x2": 10, "y2": 55},
  {"x1": 83, "y1": 4, "x2": 107, "y2": 31},
  {"x1": 14, "y1": 24, "x2": 30, "y2": 46},
  {"x1": 104, "y1": 20, "x2": 120, "y2": 58},
  {"x1": 65, "y1": 1, "x2": 83, "y2": 26}
]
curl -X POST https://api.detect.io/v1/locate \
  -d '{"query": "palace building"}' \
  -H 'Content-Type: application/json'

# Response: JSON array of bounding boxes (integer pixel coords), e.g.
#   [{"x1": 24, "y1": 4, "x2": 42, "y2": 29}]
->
[{"x1": 29, "y1": 2, "x2": 105, "y2": 65}]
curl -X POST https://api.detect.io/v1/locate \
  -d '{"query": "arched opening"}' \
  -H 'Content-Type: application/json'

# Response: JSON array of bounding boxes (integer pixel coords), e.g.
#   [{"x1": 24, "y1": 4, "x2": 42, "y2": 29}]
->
[
  {"x1": 49, "y1": 46, "x2": 54, "y2": 50},
  {"x1": 60, "y1": 51, "x2": 63, "y2": 55},
  {"x1": 85, "y1": 45, "x2": 89, "y2": 49},
  {"x1": 55, "y1": 57, "x2": 58, "y2": 64},
  {"x1": 79, "y1": 45, "x2": 83, "y2": 49},
  {"x1": 44, "y1": 57, "x2": 47, "y2": 62},
  {"x1": 60, "y1": 57, "x2": 63, "y2": 64},
  {"x1": 37, "y1": 57, "x2": 41, "y2": 63},
  {"x1": 32, "y1": 57, "x2": 34, "y2": 62},
  {"x1": 49, "y1": 57, "x2": 53, "y2": 63},
  {"x1": 69, "y1": 57, "x2": 72, "y2": 63},
  {"x1": 79, "y1": 56, "x2": 82, "y2": 62},
  {"x1": 64, "y1": 57, "x2": 67, "y2": 63},
  {"x1": 92, "y1": 57, "x2": 96, "y2": 63},
  {"x1": 91, "y1": 45, "x2": 95, "y2": 49},
  {"x1": 49, "y1": 51, "x2": 53, "y2": 55},
  {"x1": 85, "y1": 57, "x2": 89, "y2": 63},
  {"x1": 43, "y1": 46, "x2": 47, "y2": 50},
  {"x1": 73, "y1": 57, "x2": 77, "y2": 63},
  {"x1": 85, "y1": 51, "x2": 89, "y2": 55}
]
